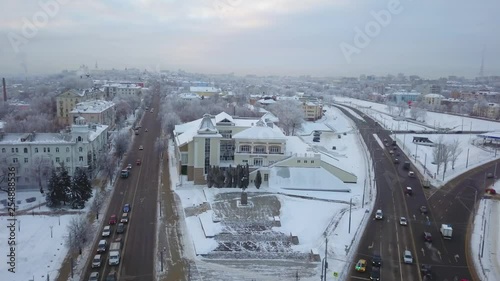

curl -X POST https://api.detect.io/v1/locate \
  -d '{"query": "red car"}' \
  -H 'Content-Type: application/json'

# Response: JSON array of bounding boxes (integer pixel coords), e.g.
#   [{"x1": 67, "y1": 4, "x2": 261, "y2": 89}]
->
[
  {"x1": 136, "y1": 159, "x2": 141, "y2": 165},
  {"x1": 109, "y1": 214, "x2": 117, "y2": 225}
]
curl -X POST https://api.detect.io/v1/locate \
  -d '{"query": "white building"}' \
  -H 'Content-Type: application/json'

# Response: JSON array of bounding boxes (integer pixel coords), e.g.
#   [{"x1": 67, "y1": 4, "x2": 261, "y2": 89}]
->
[
  {"x1": 103, "y1": 83, "x2": 143, "y2": 99},
  {"x1": 0, "y1": 117, "x2": 109, "y2": 189},
  {"x1": 70, "y1": 100, "x2": 116, "y2": 127},
  {"x1": 423, "y1": 94, "x2": 445, "y2": 108}
]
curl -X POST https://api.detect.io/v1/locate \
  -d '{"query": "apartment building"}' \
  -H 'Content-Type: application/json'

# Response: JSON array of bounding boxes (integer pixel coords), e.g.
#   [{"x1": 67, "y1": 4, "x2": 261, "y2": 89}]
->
[
  {"x1": 56, "y1": 89, "x2": 104, "y2": 126},
  {"x1": 70, "y1": 100, "x2": 116, "y2": 127},
  {"x1": 0, "y1": 117, "x2": 108, "y2": 189}
]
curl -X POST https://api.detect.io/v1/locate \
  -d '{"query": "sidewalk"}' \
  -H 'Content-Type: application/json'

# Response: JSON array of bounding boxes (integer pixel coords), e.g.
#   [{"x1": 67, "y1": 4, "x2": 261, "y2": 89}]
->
[{"x1": 471, "y1": 194, "x2": 500, "y2": 281}]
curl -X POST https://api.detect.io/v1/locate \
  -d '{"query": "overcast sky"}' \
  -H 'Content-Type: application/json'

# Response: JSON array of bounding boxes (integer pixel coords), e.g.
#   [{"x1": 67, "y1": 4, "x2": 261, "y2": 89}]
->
[{"x1": 1, "y1": 0, "x2": 499, "y2": 78}]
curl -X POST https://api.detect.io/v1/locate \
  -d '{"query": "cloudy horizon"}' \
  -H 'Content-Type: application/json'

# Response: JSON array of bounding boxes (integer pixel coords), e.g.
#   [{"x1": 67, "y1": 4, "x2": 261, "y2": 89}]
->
[{"x1": 0, "y1": 0, "x2": 499, "y2": 79}]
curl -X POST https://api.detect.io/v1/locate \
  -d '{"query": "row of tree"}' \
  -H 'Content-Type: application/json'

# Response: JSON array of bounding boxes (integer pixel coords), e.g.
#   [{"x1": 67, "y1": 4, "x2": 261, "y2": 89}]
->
[
  {"x1": 46, "y1": 164, "x2": 92, "y2": 208},
  {"x1": 431, "y1": 137, "x2": 462, "y2": 180},
  {"x1": 206, "y1": 164, "x2": 263, "y2": 189}
]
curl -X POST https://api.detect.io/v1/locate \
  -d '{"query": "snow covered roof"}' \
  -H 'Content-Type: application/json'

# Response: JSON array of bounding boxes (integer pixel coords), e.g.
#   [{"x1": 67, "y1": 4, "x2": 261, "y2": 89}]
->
[
  {"x1": 478, "y1": 132, "x2": 500, "y2": 140},
  {"x1": 70, "y1": 100, "x2": 114, "y2": 114},
  {"x1": 257, "y1": 99, "x2": 276, "y2": 104},
  {"x1": 215, "y1": 112, "x2": 234, "y2": 124},
  {"x1": 261, "y1": 111, "x2": 279, "y2": 123},
  {"x1": 0, "y1": 133, "x2": 71, "y2": 144},
  {"x1": 424, "y1": 94, "x2": 445, "y2": 98},
  {"x1": 89, "y1": 125, "x2": 108, "y2": 141},
  {"x1": 232, "y1": 122, "x2": 285, "y2": 140},
  {"x1": 190, "y1": 86, "x2": 221, "y2": 93},
  {"x1": 197, "y1": 114, "x2": 218, "y2": 134}
]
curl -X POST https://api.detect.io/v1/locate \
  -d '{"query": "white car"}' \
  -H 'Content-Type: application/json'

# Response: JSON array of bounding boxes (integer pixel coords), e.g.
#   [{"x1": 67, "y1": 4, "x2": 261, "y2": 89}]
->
[
  {"x1": 399, "y1": 217, "x2": 408, "y2": 226},
  {"x1": 403, "y1": 250, "x2": 413, "y2": 264},
  {"x1": 91, "y1": 254, "x2": 101, "y2": 268},
  {"x1": 139, "y1": 145, "x2": 143, "y2": 150},
  {"x1": 89, "y1": 272, "x2": 99, "y2": 281},
  {"x1": 375, "y1": 209, "x2": 383, "y2": 220},
  {"x1": 102, "y1": 225, "x2": 111, "y2": 237},
  {"x1": 127, "y1": 164, "x2": 132, "y2": 170}
]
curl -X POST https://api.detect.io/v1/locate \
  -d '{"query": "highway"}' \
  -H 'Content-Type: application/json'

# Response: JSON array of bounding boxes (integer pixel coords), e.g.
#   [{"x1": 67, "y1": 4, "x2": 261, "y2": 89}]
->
[
  {"x1": 82, "y1": 94, "x2": 162, "y2": 281},
  {"x1": 338, "y1": 105, "x2": 499, "y2": 281}
]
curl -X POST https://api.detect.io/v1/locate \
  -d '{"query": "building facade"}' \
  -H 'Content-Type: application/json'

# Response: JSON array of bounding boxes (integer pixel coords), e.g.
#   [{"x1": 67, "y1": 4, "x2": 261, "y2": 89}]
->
[
  {"x1": 70, "y1": 100, "x2": 116, "y2": 127},
  {"x1": 56, "y1": 89, "x2": 103, "y2": 126},
  {"x1": 423, "y1": 94, "x2": 445, "y2": 108},
  {"x1": 0, "y1": 117, "x2": 108, "y2": 189}
]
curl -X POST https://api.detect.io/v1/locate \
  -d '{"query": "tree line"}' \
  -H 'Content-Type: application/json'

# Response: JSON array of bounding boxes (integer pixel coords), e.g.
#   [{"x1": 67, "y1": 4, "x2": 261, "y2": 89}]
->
[{"x1": 207, "y1": 164, "x2": 262, "y2": 189}]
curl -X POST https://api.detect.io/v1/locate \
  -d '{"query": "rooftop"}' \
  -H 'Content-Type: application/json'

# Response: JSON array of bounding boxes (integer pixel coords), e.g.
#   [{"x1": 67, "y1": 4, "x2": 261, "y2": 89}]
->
[{"x1": 70, "y1": 100, "x2": 115, "y2": 114}]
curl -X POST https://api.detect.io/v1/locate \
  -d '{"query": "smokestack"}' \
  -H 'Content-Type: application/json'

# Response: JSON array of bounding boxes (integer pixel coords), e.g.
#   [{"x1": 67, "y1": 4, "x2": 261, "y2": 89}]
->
[{"x1": 2, "y1": 78, "x2": 6, "y2": 102}]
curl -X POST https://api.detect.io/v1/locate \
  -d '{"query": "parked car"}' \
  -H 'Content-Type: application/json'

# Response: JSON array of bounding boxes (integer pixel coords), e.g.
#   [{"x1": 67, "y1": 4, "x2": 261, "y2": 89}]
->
[
  {"x1": 313, "y1": 136, "x2": 320, "y2": 142},
  {"x1": 375, "y1": 209, "x2": 383, "y2": 220},
  {"x1": 102, "y1": 226, "x2": 111, "y2": 237},
  {"x1": 355, "y1": 259, "x2": 367, "y2": 272},
  {"x1": 109, "y1": 214, "x2": 117, "y2": 224},
  {"x1": 403, "y1": 250, "x2": 413, "y2": 264}
]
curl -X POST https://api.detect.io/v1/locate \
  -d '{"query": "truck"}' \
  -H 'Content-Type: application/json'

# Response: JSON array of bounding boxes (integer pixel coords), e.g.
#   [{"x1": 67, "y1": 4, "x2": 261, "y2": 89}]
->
[
  {"x1": 440, "y1": 224, "x2": 453, "y2": 239},
  {"x1": 108, "y1": 242, "x2": 121, "y2": 265},
  {"x1": 120, "y1": 169, "x2": 129, "y2": 178}
]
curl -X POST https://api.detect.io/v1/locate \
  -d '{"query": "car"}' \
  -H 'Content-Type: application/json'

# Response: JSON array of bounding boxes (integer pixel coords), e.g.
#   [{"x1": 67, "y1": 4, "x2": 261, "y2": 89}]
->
[
  {"x1": 405, "y1": 186, "x2": 413, "y2": 195},
  {"x1": 384, "y1": 142, "x2": 389, "y2": 147},
  {"x1": 139, "y1": 145, "x2": 144, "y2": 150},
  {"x1": 120, "y1": 213, "x2": 129, "y2": 223},
  {"x1": 485, "y1": 188, "x2": 497, "y2": 195},
  {"x1": 421, "y1": 264, "x2": 432, "y2": 278},
  {"x1": 136, "y1": 159, "x2": 141, "y2": 165},
  {"x1": 372, "y1": 254, "x2": 382, "y2": 267},
  {"x1": 106, "y1": 271, "x2": 117, "y2": 281},
  {"x1": 117, "y1": 223, "x2": 125, "y2": 234},
  {"x1": 354, "y1": 259, "x2": 367, "y2": 272},
  {"x1": 487, "y1": 172, "x2": 494, "y2": 178},
  {"x1": 423, "y1": 231, "x2": 432, "y2": 242},
  {"x1": 370, "y1": 266, "x2": 380, "y2": 281},
  {"x1": 91, "y1": 254, "x2": 102, "y2": 268},
  {"x1": 102, "y1": 226, "x2": 111, "y2": 237},
  {"x1": 123, "y1": 204, "x2": 131, "y2": 213},
  {"x1": 313, "y1": 137, "x2": 320, "y2": 142},
  {"x1": 408, "y1": 171, "x2": 415, "y2": 177},
  {"x1": 420, "y1": 206, "x2": 428, "y2": 214},
  {"x1": 375, "y1": 209, "x2": 383, "y2": 220},
  {"x1": 403, "y1": 250, "x2": 413, "y2": 264},
  {"x1": 109, "y1": 214, "x2": 117, "y2": 224},
  {"x1": 97, "y1": 239, "x2": 107, "y2": 253},
  {"x1": 389, "y1": 150, "x2": 394, "y2": 155},
  {"x1": 127, "y1": 164, "x2": 132, "y2": 170},
  {"x1": 150, "y1": 109, "x2": 154, "y2": 113},
  {"x1": 383, "y1": 139, "x2": 387, "y2": 143},
  {"x1": 313, "y1": 131, "x2": 321, "y2": 136},
  {"x1": 145, "y1": 128, "x2": 148, "y2": 132},
  {"x1": 89, "y1": 272, "x2": 100, "y2": 281},
  {"x1": 400, "y1": 217, "x2": 408, "y2": 226},
  {"x1": 393, "y1": 158, "x2": 400, "y2": 164}
]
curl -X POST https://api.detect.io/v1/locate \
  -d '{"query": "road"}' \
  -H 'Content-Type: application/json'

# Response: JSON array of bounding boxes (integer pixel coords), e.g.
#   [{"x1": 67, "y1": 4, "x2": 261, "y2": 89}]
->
[{"x1": 82, "y1": 95, "x2": 162, "y2": 281}]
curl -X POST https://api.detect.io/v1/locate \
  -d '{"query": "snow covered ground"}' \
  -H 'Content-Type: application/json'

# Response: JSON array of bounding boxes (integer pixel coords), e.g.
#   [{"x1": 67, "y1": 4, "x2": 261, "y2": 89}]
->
[{"x1": 170, "y1": 106, "x2": 376, "y2": 280}]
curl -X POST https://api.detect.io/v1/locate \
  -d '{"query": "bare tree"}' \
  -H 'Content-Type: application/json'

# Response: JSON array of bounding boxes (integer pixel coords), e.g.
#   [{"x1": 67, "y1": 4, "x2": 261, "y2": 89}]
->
[
  {"x1": 67, "y1": 215, "x2": 90, "y2": 255},
  {"x1": 432, "y1": 136, "x2": 451, "y2": 177},
  {"x1": 416, "y1": 108, "x2": 427, "y2": 122},
  {"x1": 268, "y1": 100, "x2": 304, "y2": 135},
  {"x1": 386, "y1": 102, "x2": 395, "y2": 115},
  {"x1": 97, "y1": 153, "x2": 116, "y2": 184},
  {"x1": 409, "y1": 106, "x2": 420, "y2": 120},
  {"x1": 113, "y1": 131, "x2": 130, "y2": 159},
  {"x1": 31, "y1": 155, "x2": 52, "y2": 193},
  {"x1": 448, "y1": 139, "x2": 463, "y2": 169},
  {"x1": 154, "y1": 136, "x2": 168, "y2": 154},
  {"x1": 396, "y1": 101, "x2": 407, "y2": 117},
  {"x1": 91, "y1": 191, "x2": 104, "y2": 220},
  {"x1": 160, "y1": 112, "x2": 181, "y2": 138}
]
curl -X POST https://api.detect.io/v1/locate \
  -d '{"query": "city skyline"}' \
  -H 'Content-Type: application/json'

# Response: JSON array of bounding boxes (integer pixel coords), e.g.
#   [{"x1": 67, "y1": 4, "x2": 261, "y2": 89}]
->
[{"x1": 1, "y1": 0, "x2": 499, "y2": 78}]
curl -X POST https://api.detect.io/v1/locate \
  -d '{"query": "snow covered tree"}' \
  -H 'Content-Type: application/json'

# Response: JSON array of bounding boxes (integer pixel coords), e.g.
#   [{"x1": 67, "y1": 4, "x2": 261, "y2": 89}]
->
[
  {"x1": 207, "y1": 166, "x2": 214, "y2": 188},
  {"x1": 58, "y1": 164, "x2": 72, "y2": 205},
  {"x1": 67, "y1": 215, "x2": 90, "y2": 255},
  {"x1": 269, "y1": 100, "x2": 305, "y2": 136},
  {"x1": 45, "y1": 169, "x2": 60, "y2": 207},
  {"x1": 114, "y1": 130, "x2": 130, "y2": 159},
  {"x1": 448, "y1": 139, "x2": 463, "y2": 170},
  {"x1": 255, "y1": 170, "x2": 262, "y2": 189},
  {"x1": 71, "y1": 168, "x2": 92, "y2": 205}
]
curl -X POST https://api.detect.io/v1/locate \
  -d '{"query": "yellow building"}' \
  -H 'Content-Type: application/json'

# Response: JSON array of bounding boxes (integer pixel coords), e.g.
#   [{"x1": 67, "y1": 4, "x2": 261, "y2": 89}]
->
[{"x1": 56, "y1": 89, "x2": 103, "y2": 126}]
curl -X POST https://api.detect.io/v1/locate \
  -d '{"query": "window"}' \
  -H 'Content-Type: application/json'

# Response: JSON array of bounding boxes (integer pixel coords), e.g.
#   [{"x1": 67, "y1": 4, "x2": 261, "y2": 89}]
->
[
  {"x1": 66, "y1": 147, "x2": 70, "y2": 152},
  {"x1": 24, "y1": 158, "x2": 28, "y2": 163},
  {"x1": 1, "y1": 148, "x2": 4, "y2": 153},
  {"x1": 12, "y1": 158, "x2": 18, "y2": 163},
  {"x1": 77, "y1": 136, "x2": 82, "y2": 142},
  {"x1": 264, "y1": 174, "x2": 269, "y2": 181},
  {"x1": 79, "y1": 147, "x2": 83, "y2": 152},
  {"x1": 311, "y1": 160, "x2": 314, "y2": 163},
  {"x1": 181, "y1": 153, "x2": 188, "y2": 164},
  {"x1": 204, "y1": 138, "x2": 210, "y2": 174},
  {"x1": 269, "y1": 146, "x2": 281, "y2": 154},
  {"x1": 23, "y1": 148, "x2": 28, "y2": 153},
  {"x1": 25, "y1": 177, "x2": 29, "y2": 183},
  {"x1": 79, "y1": 156, "x2": 84, "y2": 162},
  {"x1": 56, "y1": 157, "x2": 60, "y2": 163},
  {"x1": 24, "y1": 168, "x2": 29, "y2": 173},
  {"x1": 43, "y1": 148, "x2": 46, "y2": 153},
  {"x1": 11, "y1": 148, "x2": 14, "y2": 153},
  {"x1": 56, "y1": 148, "x2": 59, "y2": 153},
  {"x1": 240, "y1": 145, "x2": 251, "y2": 153},
  {"x1": 254, "y1": 146, "x2": 266, "y2": 153},
  {"x1": 304, "y1": 160, "x2": 308, "y2": 163},
  {"x1": 35, "y1": 148, "x2": 38, "y2": 153},
  {"x1": 297, "y1": 160, "x2": 301, "y2": 163},
  {"x1": 47, "y1": 148, "x2": 50, "y2": 153},
  {"x1": 15, "y1": 148, "x2": 18, "y2": 153},
  {"x1": 253, "y1": 158, "x2": 263, "y2": 166},
  {"x1": 66, "y1": 157, "x2": 70, "y2": 162}
]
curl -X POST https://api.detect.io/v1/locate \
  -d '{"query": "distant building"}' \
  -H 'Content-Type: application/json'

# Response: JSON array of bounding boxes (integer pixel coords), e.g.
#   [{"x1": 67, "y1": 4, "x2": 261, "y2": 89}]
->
[
  {"x1": 189, "y1": 86, "x2": 221, "y2": 97},
  {"x1": 0, "y1": 117, "x2": 108, "y2": 189},
  {"x1": 388, "y1": 91, "x2": 421, "y2": 104},
  {"x1": 103, "y1": 83, "x2": 143, "y2": 100},
  {"x1": 423, "y1": 94, "x2": 445, "y2": 108},
  {"x1": 302, "y1": 100, "x2": 323, "y2": 121},
  {"x1": 56, "y1": 89, "x2": 104, "y2": 126},
  {"x1": 473, "y1": 102, "x2": 500, "y2": 119},
  {"x1": 69, "y1": 100, "x2": 116, "y2": 127}
]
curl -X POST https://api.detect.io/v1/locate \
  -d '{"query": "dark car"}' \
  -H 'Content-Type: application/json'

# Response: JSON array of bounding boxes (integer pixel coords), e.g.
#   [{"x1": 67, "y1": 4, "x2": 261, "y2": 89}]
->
[
  {"x1": 313, "y1": 137, "x2": 320, "y2": 142},
  {"x1": 420, "y1": 206, "x2": 428, "y2": 214},
  {"x1": 394, "y1": 158, "x2": 400, "y2": 164},
  {"x1": 123, "y1": 204, "x2": 131, "y2": 213},
  {"x1": 424, "y1": 231, "x2": 432, "y2": 242},
  {"x1": 372, "y1": 254, "x2": 382, "y2": 267},
  {"x1": 106, "y1": 271, "x2": 117, "y2": 281},
  {"x1": 403, "y1": 161, "x2": 410, "y2": 170},
  {"x1": 421, "y1": 264, "x2": 432, "y2": 278},
  {"x1": 370, "y1": 266, "x2": 380, "y2": 281},
  {"x1": 116, "y1": 223, "x2": 125, "y2": 234}
]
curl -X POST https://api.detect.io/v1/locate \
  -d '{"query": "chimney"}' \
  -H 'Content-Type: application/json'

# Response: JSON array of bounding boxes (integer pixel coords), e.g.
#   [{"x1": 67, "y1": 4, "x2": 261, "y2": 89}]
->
[{"x1": 2, "y1": 78, "x2": 6, "y2": 102}]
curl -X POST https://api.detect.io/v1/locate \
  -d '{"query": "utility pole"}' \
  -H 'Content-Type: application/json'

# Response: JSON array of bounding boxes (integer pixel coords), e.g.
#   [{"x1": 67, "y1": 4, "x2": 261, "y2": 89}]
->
[
  {"x1": 348, "y1": 198, "x2": 352, "y2": 234},
  {"x1": 323, "y1": 237, "x2": 328, "y2": 281},
  {"x1": 362, "y1": 179, "x2": 366, "y2": 208},
  {"x1": 466, "y1": 148, "x2": 470, "y2": 168}
]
